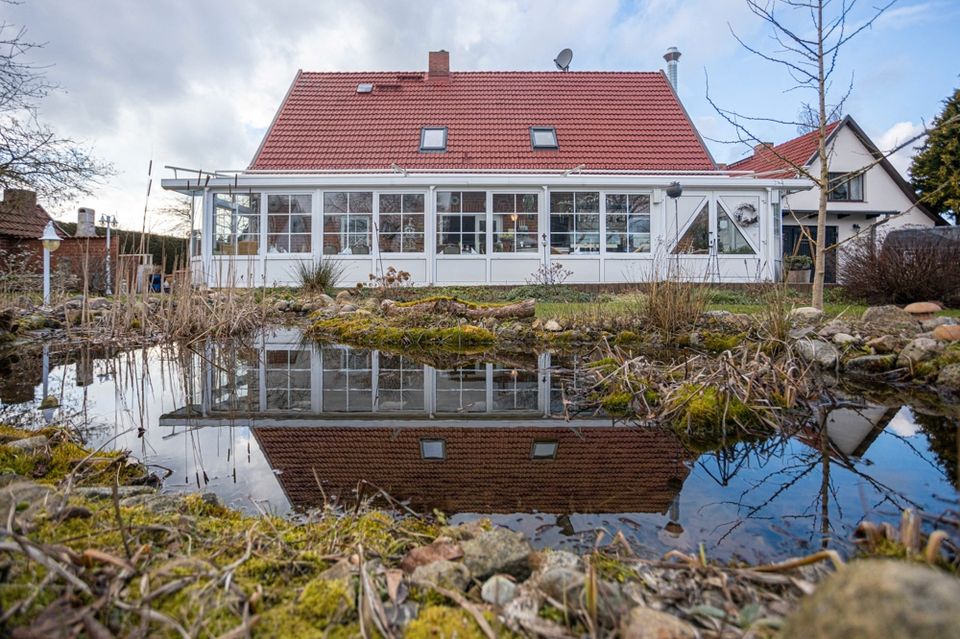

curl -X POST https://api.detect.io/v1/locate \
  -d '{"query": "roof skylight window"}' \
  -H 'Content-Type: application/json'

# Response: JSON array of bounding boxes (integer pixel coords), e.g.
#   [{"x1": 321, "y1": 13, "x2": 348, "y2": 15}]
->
[
  {"x1": 420, "y1": 439, "x2": 446, "y2": 460},
  {"x1": 420, "y1": 127, "x2": 447, "y2": 152},
  {"x1": 531, "y1": 441, "x2": 558, "y2": 460},
  {"x1": 531, "y1": 127, "x2": 558, "y2": 149}
]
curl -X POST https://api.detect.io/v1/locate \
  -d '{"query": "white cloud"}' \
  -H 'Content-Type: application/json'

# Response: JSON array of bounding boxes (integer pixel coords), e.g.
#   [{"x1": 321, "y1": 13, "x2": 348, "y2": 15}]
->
[{"x1": 876, "y1": 121, "x2": 925, "y2": 178}]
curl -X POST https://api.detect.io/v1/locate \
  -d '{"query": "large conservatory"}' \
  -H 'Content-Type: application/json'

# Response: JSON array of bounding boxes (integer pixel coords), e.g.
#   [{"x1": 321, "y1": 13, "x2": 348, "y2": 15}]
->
[{"x1": 162, "y1": 51, "x2": 809, "y2": 287}]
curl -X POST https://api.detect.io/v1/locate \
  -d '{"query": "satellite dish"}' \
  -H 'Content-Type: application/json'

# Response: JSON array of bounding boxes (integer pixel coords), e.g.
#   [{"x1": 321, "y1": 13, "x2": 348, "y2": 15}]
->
[{"x1": 554, "y1": 48, "x2": 573, "y2": 72}]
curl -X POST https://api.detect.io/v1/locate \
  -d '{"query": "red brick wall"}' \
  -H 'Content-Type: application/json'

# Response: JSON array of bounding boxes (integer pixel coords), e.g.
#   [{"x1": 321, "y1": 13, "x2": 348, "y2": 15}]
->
[{"x1": 0, "y1": 234, "x2": 120, "y2": 291}]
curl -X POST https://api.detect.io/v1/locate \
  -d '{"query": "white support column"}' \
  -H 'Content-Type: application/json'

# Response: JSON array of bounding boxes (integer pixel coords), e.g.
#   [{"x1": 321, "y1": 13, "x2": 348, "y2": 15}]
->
[
  {"x1": 372, "y1": 192, "x2": 381, "y2": 276},
  {"x1": 541, "y1": 185, "x2": 549, "y2": 273},
  {"x1": 427, "y1": 186, "x2": 436, "y2": 285},
  {"x1": 314, "y1": 188, "x2": 323, "y2": 265},
  {"x1": 485, "y1": 191, "x2": 493, "y2": 283},
  {"x1": 259, "y1": 190, "x2": 267, "y2": 287},
  {"x1": 202, "y1": 188, "x2": 214, "y2": 288}
]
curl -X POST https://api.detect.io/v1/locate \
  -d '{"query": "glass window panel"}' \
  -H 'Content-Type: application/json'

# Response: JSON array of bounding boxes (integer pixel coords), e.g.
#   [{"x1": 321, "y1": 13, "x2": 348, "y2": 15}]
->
[
  {"x1": 630, "y1": 194, "x2": 651, "y2": 213},
  {"x1": 673, "y1": 203, "x2": 710, "y2": 254},
  {"x1": 421, "y1": 440, "x2": 445, "y2": 459},
  {"x1": 462, "y1": 192, "x2": 486, "y2": 212},
  {"x1": 606, "y1": 194, "x2": 627, "y2": 213},
  {"x1": 290, "y1": 215, "x2": 311, "y2": 233},
  {"x1": 607, "y1": 213, "x2": 627, "y2": 232},
  {"x1": 550, "y1": 192, "x2": 573, "y2": 213},
  {"x1": 349, "y1": 192, "x2": 372, "y2": 214},
  {"x1": 628, "y1": 216, "x2": 650, "y2": 233},
  {"x1": 421, "y1": 128, "x2": 446, "y2": 150},
  {"x1": 291, "y1": 195, "x2": 311, "y2": 213},
  {"x1": 717, "y1": 205, "x2": 755, "y2": 254},
  {"x1": 403, "y1": 193, "x2": 424, "y2": 212},
  {"x1": 436, "y1": 191, "x2": 457, "y2": 213},
  {"x1": 576, "y1": 214, "x2": 599, "y2": 231},
  {"x1": 290, "y1": 235, "x2": 311, "y2": 253},
  {"x1": 575, "y1": 192, "x2": 599, "y2": 212},
  {"x1": 267, "y1": 194, "x2": 288, "y2": 213},
  {"x1": 493, "y1": 194, "x2": 513, "y2": 212},
  {"x1": 213, "y1": 193, "x2": 262, "y2": 254},
  {"x1": 380, "y1": 194, "x2": 401, "y2": 213},
  {"x1": 267, "y1": 235, "x2": 289, "y2": 252},
  {"x1": 324, "y1": 192, "x2": 348, "y2": 213},
  {"x1": 532, "y1": 441, "x2": 558, "y2": 459},
  {"x1": 531, "y1": 128, "x2": 557, "y2": 148},
  {"x1": 267, "y1": 215, "x2": 288, "y2": 233}
]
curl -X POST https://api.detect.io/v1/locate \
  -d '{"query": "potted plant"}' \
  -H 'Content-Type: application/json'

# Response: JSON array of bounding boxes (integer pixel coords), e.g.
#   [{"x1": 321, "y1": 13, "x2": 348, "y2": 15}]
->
[{"x1": 784, "y1": 254, "x2": 813, "y2": 283}]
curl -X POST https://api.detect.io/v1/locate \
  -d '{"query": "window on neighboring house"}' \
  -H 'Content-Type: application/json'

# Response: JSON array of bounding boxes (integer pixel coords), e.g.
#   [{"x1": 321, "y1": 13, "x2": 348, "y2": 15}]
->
[
  {"x1": 493, "y1": 193, "x2": 539, "y2": 253},
  {"x1": 606, "y1": 193, "x2": 651, "y2": 253},
  {"x1": 420, "y1": 439, "x2": 446, "y2": 460},
  {"x1": 264, "y1": 349, "x2": 311, "y2": 411},
  {"x1": 379, "y1": 193, "x2": 425, "y2": 253},
  {"x1": 323, "y1": 192, "x2": 372, "y2": 255},
  {"x1": 530, "y1": 127, "x2": 558, "y2": 149},
  {"x1": 267, "y1": 194, "x2": 312, "y2": 254},
  {"x1": 717, "y1": 202, "x2": 755, "y2": 254},
  {"x1": 550, "y1": 191, "x2": 600, "y2": 254},
  {"x1": 437, "y1": 191, "x2": 486, "y2": 254},
  {"x1": 420, "y1": 127, "x2": 447, "y2": 151},
  {"x1": 213, "y1": 193, "x2": 260, "y2": 255},
  {"x1": 672, "y1": 202, "x2": 710, "y2": 254},
  {"x1": 828, "y1": 172, "x2": 863, "y2": 201}
]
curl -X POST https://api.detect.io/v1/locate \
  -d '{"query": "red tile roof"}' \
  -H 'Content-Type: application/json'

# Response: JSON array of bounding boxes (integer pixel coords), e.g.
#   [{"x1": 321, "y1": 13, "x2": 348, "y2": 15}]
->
[
  {"x1": 252, "y1": 426, "x2": 693, "y2": 514},
  {"x1": 0, "y1": 194, "x2": 52, "y2": 239},
  {"x1": 727, "y1": 121, "x2": 842, "y2": 175},
  {"x1": 249, "y1": 71, "x2": 715, "y2": 172}
]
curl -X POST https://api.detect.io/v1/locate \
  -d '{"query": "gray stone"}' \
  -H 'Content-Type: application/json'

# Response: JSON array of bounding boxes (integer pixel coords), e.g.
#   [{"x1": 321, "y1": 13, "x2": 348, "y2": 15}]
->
[
  {"x1": 781, "y1": 560, "x2": 960, "y2": 639},
  {"x1": 897, "y1": 337, "x2": 943, "y2": 368},
  {"x1": 818, "y1": 319, "x2": 851, "y2": 339},
  {"x1": 338, "y1": 304, "x2": 357, "y2": 313},
  {"x1": 788, "y1": 325, "x2": 815, "y2": 340},
  {"x1": 411, "y1": 559, "x2": 470, "y2": 591},
  {"x1": 831, "y1": 332, "x2": 858, "y2": 346},
  {"x1": 921, "y1": 316, "x2": 958, "y2": 331},
  {"x1": 866, "y1": 334, "x2": 900, "y2": 354},
  {"x1": 335, "y1": 290, "x2": 353, "y2": 303},
  {"x1": 535, "y1": 550, "x2": 582, "y2": 573},
  {"x1": 936, "y1": 364, "x2": 960, "y2": 393},
  {"x1": 273, "y1": 300, "x2": 289, "y2": 313},
  {"x1": 383, "y1": 602, "x2": 419, "y2": 630},
  {"x1": 317, "y1": 293, "x2": 335, "y2": 307},
  {"x1": 621, "y1": 606, "x2": 698, "y2": 639},
  {"x1": 542, "y1": 319, "x2": 563, "y2": 332},
  {"x1": 75, "y1": 485, "x2": 157, "y2": 500},
  {"x1": 790, "y1": 306, "x2": 824, "y2": 324},
  {"x1": 461, "y1": 528, "x2": 534, "y2": 581},
  {"x1": 862, "y1": 305, "x2": 920, "y2": 334},
  {"x1": 845, "y1": 354, "x2": 898, "y2": 375},
  {"x1": 538, "y1": 566, "x2": 585, "y2": 601},
  {"x1": 0, "y1": 481, "x2": 58, "y2": 523},
  {"x1": 796, "y1": 339, "x2": 839, "y2": 369},
  {"x1": 6, "y1": 435, "x2": 49, "y2": 454},
  {"x1": 481, "y1": 575, "x2": 518, "y2": 606},
  {"x1": 118, "y1": 493, "x2": 181, "y2": 513}
]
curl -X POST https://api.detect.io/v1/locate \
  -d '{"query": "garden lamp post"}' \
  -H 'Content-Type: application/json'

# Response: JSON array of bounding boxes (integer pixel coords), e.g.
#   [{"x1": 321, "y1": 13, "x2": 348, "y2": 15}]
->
[
  {"x1": 39, "y1": 221, "x2": 62, "y2": 307},
  {"x1": 99, "y1": 214, "x2": 118, "y2": 295},
  {"x1": 666, "y1": 182, "x2": 683, "y2": 272}
]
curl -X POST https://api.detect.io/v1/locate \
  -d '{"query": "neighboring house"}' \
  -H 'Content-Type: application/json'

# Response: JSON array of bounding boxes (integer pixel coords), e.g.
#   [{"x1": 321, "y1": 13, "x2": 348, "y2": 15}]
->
[
  {"x1": 729, "y1": 116, "x2": 945, "y2": 283},
  {"x1": 162, "y1": 50, "x2": 808, "y2": 287},
  {"x1": 0, "y1": 188, "x2": 119, "y2": 282}
]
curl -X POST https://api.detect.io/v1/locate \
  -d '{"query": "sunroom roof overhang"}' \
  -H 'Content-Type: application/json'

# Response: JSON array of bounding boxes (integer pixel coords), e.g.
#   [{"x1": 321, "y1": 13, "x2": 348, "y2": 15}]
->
[{"x1": 160, "y1": 166, "x2": 813, "y2": 195}]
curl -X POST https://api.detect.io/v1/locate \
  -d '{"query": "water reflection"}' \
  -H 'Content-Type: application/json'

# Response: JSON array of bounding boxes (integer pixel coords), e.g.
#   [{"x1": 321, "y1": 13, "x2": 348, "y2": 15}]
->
[{"x1": 1, "y1": 328, "x2": 957, "y2": 562}]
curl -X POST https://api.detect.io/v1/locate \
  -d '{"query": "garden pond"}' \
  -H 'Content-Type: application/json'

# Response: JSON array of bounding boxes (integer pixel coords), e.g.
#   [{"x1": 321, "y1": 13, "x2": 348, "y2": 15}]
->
[{"x1": 0, "y1": 327, "x2": 957, "y2": 565}]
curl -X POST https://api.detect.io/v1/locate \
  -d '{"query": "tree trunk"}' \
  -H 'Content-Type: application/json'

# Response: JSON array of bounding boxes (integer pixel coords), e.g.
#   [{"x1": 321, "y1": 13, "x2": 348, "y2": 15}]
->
[
  {"x1": 381, "y1": 297, "x2": 536, "y2": 319},
  {"x1": 811, "y1": 0, "x2": 828, "y2": 310}
]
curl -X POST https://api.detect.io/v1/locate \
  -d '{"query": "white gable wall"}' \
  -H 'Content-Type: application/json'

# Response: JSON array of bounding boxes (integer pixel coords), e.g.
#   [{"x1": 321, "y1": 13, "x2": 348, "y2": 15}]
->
[{"x1": 781, "y1": 124, "x2": 934, "y2": 249}]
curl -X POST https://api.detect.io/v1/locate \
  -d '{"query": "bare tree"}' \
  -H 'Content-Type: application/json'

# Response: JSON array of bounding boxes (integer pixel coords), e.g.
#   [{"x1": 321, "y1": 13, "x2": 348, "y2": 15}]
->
[
  {"x1": 708, "y1": 0, "x2": 892, "y2": 309},
  {"x1": 0, "y1": 15, "x2": 111, "y2": 201}
]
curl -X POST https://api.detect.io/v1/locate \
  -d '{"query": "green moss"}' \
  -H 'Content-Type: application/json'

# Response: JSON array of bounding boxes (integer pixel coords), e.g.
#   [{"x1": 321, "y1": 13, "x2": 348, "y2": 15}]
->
[
  {"x1": 298, "y1": 577, "x2": 355, "y2": 626},
  {"x1": 613, "y1": 330, "x2": 642, "y2": 346},
  {"x1": 404, "y1": 606, "x2": 493, "y2": 639},
  {"x1": 592, "y1": 553, "x2": 639, "y2": 583},
  {"x1": 701, "y1": 331, "x2": 745, "y2": 353},
  {"x1": 394, "y1": 296, "x2": 512, "y2": 310},
  {"x1": 588, "y1": 357, "x2": 620, "y2": 375},
  {"x1": 311, "y1": 316, "x2": 496, "y2": 353},
  {"x1": 600, "y1": 391, "x2": 633, "y2": 418},
  {"x1": 669, "y1": 384, "x2": 764, "y2": 452}
]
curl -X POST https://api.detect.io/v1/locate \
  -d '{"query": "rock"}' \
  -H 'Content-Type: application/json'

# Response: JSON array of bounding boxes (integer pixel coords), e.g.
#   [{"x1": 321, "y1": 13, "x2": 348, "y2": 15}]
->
[
  {"x1": 921, "y1": 316, "x2": 957, "y2": 331},
  {"x1": 362, "y1": 297, "x2": 379, "y2": 311},
  {"x1": 897, "y1": 337, "x2": 943, "y2": 368},
  {"x1": 0, "y1": 481, "x2": 59, "y2": 523},
  {"x1": 789, "y1": 306, "x2": 824, "y2": 324},
  {"x1": 532, "y1": 550, "x2": 582, "y2": 573},
  {"x1": 781, "y1": 560, "x2": 960, "y2": 639},
  {"x1": 933, "y1": 325, "x2": 960, "y2": 342},
  {"x1": 831, "y1": 333, "x2": 858, "y2": 346},
  {"x1": 538, "y1": 565, "x2": 585, "y2": 601},
  {"x1": 319, "y1": 558, "x2": 357, "y2": 580},
  {"x1": 904, "y1": 301, "x2": 941, "y2": 321},
  {"x1": 300, "y1": 302, "x2": 316, "y2": 313},
  {"x1": 317, "y1": 293, "x2": 335, "y2": 307},
  {"x1": 273, "y1": 300, "x2": 289, "y2": 313},
  {"x1": 862, "y1": 305, "x2": 919, "y2": 334},
  {"x1": 796, "y1": 339, "x2": 839, "y2": 369},
  {"x1": 845, "y1": 354, "x2": 897, "y2": 375},
  {"x1": 75, "y1": 485, "x2": 157, "y2": 500},
  {"x1": 338, "y1": 304, "x2": 357, "y2": 313},
  {"x1": 542, "y1": 319, "x2": 563, "y2": 332},
  {"x1": 818, "y1": 319, "x2": 851, "y2": 339},
  {"x1": 335, "y1": 290, "x2": 353, "y2": 303},
  {"x1": 936, "y1": 364, "x2": 960, "y2": 392},
  {"x1": 383, "y1": 602, "x2": 419, "y2": 631},
  {"x1": 461, "y1": 528, "x2": 534, "y2": 581},
  {"x1": 118, "y1": 493, "x2": 181, "y2": 513},
  {"x1": 481, "y1": 575, "x2": 517, "y2": 606},
  {"x1": 88, "y1": 297, "x2": 111, "y2": 311},
  {"x1": 411, "y1": 559, "x2": 470, "y2": 591},
  {"x1": 621, "y1": 606, "x2": 698, "y2": 639},
  {"x1": 6, "y1": 435, "x2": 49, "y2": 454},
  {"x1": 400, "y1": 539, "x2": 463, "y2": 573},
  {"x1": 866, "y1": 334, "x2": 900, "y2": 354}
]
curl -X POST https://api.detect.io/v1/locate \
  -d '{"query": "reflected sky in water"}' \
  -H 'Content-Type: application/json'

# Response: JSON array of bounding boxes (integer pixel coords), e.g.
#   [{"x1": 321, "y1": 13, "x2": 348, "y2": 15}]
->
[{"x1": 0, "y1": 329, "x2": 956, "y2": 562}]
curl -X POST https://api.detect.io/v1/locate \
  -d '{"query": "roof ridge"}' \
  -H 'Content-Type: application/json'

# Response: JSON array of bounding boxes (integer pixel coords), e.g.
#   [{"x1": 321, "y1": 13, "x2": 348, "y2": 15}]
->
[{"x1": 298, "y1": 70, "x2": 665, "y2": 76}]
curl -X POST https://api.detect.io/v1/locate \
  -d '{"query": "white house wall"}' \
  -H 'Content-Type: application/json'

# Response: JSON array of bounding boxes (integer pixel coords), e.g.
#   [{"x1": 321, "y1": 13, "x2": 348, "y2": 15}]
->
[
  {"x1": 782, "y1": 124, "x2": 934, "y2": 248},
  {"x1": 170, "y1": 175, "x2": 804, "y2": 287}
]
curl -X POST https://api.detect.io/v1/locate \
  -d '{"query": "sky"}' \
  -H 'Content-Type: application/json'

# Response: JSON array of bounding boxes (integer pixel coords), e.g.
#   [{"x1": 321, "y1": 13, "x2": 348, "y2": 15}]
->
[{"x1": 7, "y1": 0, "x2": 960, "y2": 232}]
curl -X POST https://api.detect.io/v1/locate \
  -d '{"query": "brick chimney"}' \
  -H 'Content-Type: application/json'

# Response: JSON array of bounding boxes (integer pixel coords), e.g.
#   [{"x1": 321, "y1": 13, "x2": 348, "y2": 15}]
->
[
  {"x1": 428, "y1": 50, "x2": 449, "y2": 80},
  {"x1": 2, "y1": 188, "x2": 37, "y2": 215}
]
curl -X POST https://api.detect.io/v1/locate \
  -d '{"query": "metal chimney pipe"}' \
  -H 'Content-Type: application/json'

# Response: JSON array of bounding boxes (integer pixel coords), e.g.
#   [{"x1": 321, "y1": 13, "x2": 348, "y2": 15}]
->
[{"x1": 663, "y1": 47, "x2": 681, "y2": 91}]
